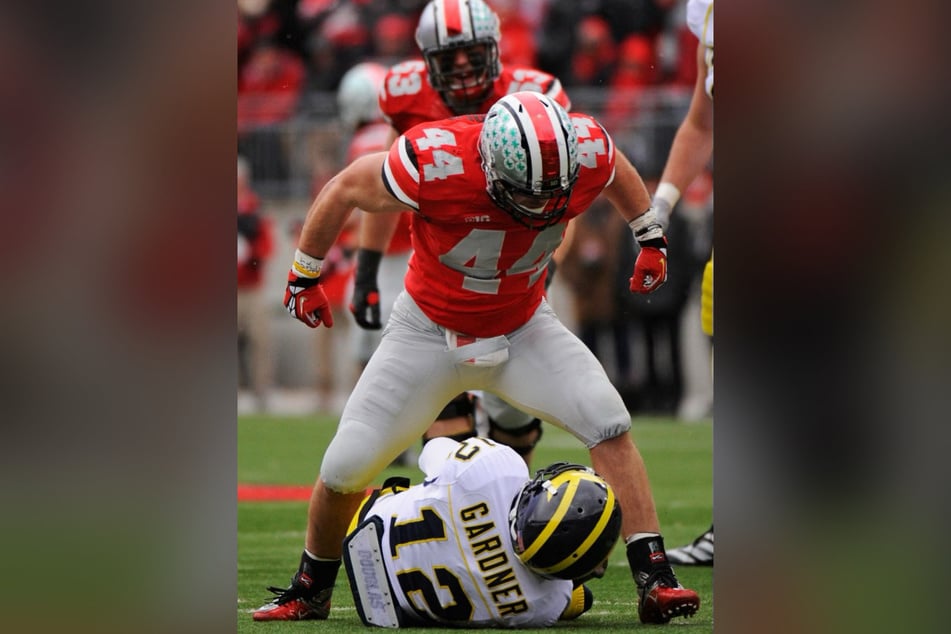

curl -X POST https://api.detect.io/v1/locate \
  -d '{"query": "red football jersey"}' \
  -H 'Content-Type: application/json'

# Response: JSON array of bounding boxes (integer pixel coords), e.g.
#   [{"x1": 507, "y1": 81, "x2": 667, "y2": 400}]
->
[
  {"x1": 379, "y1": 60, "x2": 571, "y2": 135},
  {"x1": 382, "y1": 113, "x2": 616, "y2": 337}
]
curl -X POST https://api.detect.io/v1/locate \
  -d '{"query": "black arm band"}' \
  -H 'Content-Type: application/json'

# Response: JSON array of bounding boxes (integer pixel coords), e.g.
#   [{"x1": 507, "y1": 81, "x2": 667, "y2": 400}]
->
[
  {"x1": 354, "y1": 248, "x2": 383, "y2": 286},
  {"x1": 637, "y1": 236, "x2": 667, "y2": 250},
  {"x1": 237, "y1": 214, "x2": 261, "y2": 239}
]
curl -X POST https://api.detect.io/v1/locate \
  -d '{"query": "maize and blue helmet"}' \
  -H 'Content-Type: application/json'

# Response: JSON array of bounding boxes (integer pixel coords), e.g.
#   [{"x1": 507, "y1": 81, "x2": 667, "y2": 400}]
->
[{"x1": 509, "y1": 462, "x2": 622, "y2": 580}]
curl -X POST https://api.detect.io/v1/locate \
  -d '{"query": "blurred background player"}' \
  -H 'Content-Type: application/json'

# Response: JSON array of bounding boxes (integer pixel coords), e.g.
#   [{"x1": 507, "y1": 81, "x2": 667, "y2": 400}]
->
[
  {"x1": 290, "y1": 63, "x2": 388, "y2": 412},
  {"x1": 350, "y1": 0, "x2": 573, "y2": 465},
  {"x1": 258, "y1": 91, "x2": 699, "y2": 625},
  {"x1": 341, "y1": 437, "x2": 620, "y2": 627},
  {"x1": 335, "y1": 61, "x2": 406, "y2": 376},
  {"x1": 651, "y1": 0, "x2": 714, "y2": 566},
  {"x1": 237, "y1": 154, "x2": 275, "y2": 412}
]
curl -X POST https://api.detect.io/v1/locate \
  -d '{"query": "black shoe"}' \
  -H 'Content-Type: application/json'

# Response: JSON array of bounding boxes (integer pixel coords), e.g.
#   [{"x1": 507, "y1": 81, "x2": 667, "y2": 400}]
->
[
  {"x1": 253, "y1": 553, "x2": 340, "y2": 621},
  {"x1": 666, "y1": 526, "x2": 714, "y2": 566}
]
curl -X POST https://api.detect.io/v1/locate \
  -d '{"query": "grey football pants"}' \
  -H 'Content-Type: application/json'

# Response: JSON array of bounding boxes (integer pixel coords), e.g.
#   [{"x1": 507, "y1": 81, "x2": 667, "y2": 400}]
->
[{"x1": 320, "y1": 291, "x2": 632, "y2": 492}]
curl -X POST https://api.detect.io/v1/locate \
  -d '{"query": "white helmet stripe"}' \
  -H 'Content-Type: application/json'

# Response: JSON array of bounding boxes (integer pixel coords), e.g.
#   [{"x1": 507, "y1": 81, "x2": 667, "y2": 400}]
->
[
  {"x1": 504, "y1": 100, "x2": 540, "y2": 190},
  {"x1": 547, "y1": 101, "x2": 570, "y2": 185},
  {"x1": 500, "y1": 94, "x2": 569, "y2": 191},
  {"x1": 436, "y1": 0, "x2": 473, "y2": 44}
]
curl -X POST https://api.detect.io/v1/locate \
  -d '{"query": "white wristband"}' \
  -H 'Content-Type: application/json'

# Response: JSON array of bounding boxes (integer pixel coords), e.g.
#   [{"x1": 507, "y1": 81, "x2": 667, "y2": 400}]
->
[
  {"x1": 652, "y1": 182, "x2": 680, "y2": 230},
  {"x1": 628, "y1": 208, "x2": 665, "y2": 242},
  {"x1": 292, "y1": 249, "x2": 323, "y2": 278},
  {"x1": 653, "y1": 182, "x2": 681, "y2": 208}
]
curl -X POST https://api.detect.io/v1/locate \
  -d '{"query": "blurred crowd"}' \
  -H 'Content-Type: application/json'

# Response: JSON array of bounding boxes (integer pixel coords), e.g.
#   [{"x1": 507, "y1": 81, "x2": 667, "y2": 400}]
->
[
  {"x1": 237, "y1": 0, "x2": 713, "y2": 419},
  {"x1": 238, "y1": 0, "x2": 699, "y2": 132}
]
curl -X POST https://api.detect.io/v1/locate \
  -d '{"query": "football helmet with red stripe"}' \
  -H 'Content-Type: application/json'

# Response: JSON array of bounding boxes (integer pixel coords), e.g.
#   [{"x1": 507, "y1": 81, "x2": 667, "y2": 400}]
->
[
  {"x1": 414, "y1": 0, "x2": 500, "y2": 113},
  {"x1": 479, "y1": 92, "x2": 580, "y2": 229}
]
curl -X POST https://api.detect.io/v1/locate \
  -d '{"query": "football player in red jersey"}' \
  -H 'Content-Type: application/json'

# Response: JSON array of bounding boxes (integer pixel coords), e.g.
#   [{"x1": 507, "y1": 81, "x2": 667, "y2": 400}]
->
[
  {"x1": 351, "y1": 0, "x2": 572, "y2": 464},
  {"x1": 255, "y1": 92, "x2": 699, "y2": 625}
]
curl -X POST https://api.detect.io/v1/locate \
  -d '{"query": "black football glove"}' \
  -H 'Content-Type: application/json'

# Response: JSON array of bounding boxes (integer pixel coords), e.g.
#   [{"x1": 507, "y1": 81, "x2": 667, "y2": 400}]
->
[{"x1": 349, "y1": 248, "x2": 383, "y2": 330}]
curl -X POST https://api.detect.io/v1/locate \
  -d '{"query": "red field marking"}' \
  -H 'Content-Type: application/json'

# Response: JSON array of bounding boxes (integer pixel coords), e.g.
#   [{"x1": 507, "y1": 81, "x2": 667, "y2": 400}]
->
[
  {"x1": 238, "y1": 484, "x2": 312, "y2": 501},
  {"x1": 238, "y1": 484, "x2": 377, "y2": 502}
]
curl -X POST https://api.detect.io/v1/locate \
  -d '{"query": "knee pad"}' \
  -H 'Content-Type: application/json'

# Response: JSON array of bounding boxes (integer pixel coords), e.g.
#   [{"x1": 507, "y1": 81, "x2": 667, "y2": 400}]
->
[{"x1": 488, "y1": 416, "x2": 543, "y2": 456}]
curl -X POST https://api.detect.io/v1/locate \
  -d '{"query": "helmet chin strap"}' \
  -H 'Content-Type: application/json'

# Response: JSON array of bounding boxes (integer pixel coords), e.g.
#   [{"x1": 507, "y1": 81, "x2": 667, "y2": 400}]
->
[
  {"x1": 522, "y1": 203, "x2": 548, "y2": 214},
  {"x1": 512, "y1": 194, "x2": 550, "y2": 214}
]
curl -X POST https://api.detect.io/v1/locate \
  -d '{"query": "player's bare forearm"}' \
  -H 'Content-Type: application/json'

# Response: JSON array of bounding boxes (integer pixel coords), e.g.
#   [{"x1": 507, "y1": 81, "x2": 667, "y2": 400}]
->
[
  {"x1": 297, "y1": 186, "x2": 355, "y2": 258},
  {"x1": 658, "y1": 44, "x2": 713, "y2": 192},
  {"x1": 658, "y1": 121, "x2": 712, "y2": 194},
  {"x1": 603, "y1": 150, "x2": 653, "y2": 223},
  {"x1": 298, "y1": 153, "x2": 409, "y2": 257}
]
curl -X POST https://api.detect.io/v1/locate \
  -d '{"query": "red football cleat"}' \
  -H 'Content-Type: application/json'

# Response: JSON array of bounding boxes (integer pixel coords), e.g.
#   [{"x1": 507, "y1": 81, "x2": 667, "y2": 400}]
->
[
  {"x1": 252, "y1": 585, "x2": 332, "y2": 621},
  {"x1": 637, "y1": 573, "x2": 700, "y2": 624}
]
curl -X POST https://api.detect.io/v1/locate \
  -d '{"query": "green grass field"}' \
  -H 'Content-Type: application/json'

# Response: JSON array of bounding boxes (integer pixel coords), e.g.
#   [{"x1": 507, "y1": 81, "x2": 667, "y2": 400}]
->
[{"x1": 238, "y1": 415, "x2": 713, "y2": 632}]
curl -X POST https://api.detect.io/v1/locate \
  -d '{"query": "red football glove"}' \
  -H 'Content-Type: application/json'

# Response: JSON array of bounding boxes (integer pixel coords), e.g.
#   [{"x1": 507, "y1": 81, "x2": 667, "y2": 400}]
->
[
  {"x1": 629, "y1": 236, "x2": 668, "y2": 294},
  {"x1": 284, "y1": 268, "x2": 334, "y2": 328}
]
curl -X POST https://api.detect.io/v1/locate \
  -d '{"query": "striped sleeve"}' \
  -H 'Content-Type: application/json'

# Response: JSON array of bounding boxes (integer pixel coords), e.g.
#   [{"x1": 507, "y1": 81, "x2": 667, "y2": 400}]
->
[
  {"x1": 381, "y1": 135, "x2": 420, "y2": 210},
  {"x1": 599, "y1": 120, "x2": 616, "y2": 187}
]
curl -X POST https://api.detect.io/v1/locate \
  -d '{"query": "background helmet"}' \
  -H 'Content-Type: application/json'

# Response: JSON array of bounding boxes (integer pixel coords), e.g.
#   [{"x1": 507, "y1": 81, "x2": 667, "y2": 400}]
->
[
  {"x1": 509, "y1": 462, "x2": 622, "y2": 580},
  {"x1": 336, "y1": 61, "x2": 387, "y2": 130},
  {"x1": 479, "y1": 92, "x2": 580, "y2": 229},
  {"x1": 414, "y1": 0, "x2": 501, "y2": 113}
]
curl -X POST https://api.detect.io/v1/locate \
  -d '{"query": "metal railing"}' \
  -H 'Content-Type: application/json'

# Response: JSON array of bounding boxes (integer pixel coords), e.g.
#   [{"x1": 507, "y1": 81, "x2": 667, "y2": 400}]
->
[{"x1": 238, "y1": 86, "x2": 693, "y2": 200}]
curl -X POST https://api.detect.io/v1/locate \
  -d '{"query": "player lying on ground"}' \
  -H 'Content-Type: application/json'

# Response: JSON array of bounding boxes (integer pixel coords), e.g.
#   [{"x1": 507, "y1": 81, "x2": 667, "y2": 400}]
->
[{"x1": 341, "y1": 436, "x2": 619, "y2": 628}]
